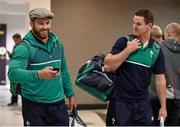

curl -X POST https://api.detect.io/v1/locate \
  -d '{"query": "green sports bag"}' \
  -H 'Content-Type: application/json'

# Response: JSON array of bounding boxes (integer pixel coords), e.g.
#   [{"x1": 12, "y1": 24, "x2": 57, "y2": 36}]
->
[{"x1": 75, "y1": 53, "x2": 114, "y2": 101}]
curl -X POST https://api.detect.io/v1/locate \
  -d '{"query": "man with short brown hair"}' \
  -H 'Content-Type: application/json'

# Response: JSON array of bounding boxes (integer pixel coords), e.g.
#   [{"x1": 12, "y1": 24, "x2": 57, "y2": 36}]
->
[{"x1": 104, "y1": 9, "x2": 167, "y2": 126}]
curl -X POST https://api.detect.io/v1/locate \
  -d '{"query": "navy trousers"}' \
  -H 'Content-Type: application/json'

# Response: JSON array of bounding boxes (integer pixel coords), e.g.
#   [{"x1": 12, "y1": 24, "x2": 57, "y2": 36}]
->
[
  {"x1": 106, "y1": 99, "x2": 153, "y2": 126},
  {"x1": 22, "y1": 97, "x2": 69, "y2": 126}
]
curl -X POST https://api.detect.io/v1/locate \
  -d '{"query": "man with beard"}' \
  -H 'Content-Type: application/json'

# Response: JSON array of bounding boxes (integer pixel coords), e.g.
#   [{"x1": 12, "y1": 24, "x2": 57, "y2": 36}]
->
[
  {"x1": 8, "y1": 8, "x2": 77, "y2": 126},
  {"x1": 104, "y1": 9, "x2": 167, "y2": 126}
]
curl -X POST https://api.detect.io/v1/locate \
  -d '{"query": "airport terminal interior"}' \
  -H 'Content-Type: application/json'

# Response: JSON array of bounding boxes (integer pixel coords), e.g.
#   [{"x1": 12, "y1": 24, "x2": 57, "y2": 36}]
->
[{"x1": 0, "y1": 0, "x2": 179, "y2": 126}]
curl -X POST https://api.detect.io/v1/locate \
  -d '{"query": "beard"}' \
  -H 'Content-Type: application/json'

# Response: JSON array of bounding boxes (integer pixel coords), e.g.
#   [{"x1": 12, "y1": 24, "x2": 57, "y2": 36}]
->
[{"x1": 32, "y1": 27, "x2": 50, "y2": 40}]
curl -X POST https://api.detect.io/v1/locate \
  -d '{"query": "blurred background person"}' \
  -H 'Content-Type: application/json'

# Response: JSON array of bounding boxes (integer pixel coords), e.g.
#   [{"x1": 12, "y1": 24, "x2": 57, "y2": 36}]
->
[
  {"x1": 149, "y1": 22, "x2": 180, "y2": 126},
  {"x1": 162, "y1": 22, "x2": 180, "y2": 125},
  {"x1": 149, "y1": 24, "x2": 164, "y2": 125},
  {"x1": 7, "y1": 33, "x2": 22, "y2": 106},
  {"x1": 151, "y1": 25, "x2": 163, "y2": 44}
]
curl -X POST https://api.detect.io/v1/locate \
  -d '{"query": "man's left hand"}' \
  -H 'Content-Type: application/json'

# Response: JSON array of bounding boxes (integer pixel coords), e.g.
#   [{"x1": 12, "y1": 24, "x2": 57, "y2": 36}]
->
[
  {"x1": 158, "y1": 107, "x2": 167, "y2": 121},
  {"x1": 68, "y1": 96, "x2": 77, "y2": 109}
]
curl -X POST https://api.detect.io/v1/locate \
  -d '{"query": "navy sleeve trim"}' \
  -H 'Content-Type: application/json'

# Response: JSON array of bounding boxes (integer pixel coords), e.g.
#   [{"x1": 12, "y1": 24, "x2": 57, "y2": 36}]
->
[
  {"x1": 153, "y1": 48, "x2": 166, "y2": 74},
  {"x1": 110, "y1": 37, "x2": 127, "y2": 55}
]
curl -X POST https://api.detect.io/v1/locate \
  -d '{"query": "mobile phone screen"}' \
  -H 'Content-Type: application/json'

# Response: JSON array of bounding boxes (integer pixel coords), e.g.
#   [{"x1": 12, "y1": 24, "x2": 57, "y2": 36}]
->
[{"x1": 53, "y1": 68, "x2": 60, "y2": 72}]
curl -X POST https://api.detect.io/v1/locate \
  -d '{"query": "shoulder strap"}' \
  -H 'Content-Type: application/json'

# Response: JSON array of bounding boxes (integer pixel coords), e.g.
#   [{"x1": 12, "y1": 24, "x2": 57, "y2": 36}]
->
[
  {"x1": 21, "y1": 40, "x2": 36, "y2": 61},
  {"x1": 55, "y1": 39, "x2": 63, "y2": 51},
  {"x1": 151, "y1": 41, "x2": 160, "y2": 65}
]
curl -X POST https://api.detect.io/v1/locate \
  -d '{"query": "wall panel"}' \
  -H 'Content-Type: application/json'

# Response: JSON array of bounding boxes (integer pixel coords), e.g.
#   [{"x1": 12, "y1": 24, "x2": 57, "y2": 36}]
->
[{"x1": 52, "y1": 0, "x2": 180, "y2": 104}]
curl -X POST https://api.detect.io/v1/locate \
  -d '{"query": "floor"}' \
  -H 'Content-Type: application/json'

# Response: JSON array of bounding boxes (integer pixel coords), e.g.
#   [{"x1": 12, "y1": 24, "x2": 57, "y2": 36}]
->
[{"x1": 0, "y1": 85, "x2": 106, "y2": 126}]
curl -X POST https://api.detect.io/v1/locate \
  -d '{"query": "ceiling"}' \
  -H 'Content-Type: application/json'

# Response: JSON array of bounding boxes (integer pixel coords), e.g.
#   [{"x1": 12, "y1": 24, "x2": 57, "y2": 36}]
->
[
  {"x1": 0, "y1": 0, "x2": 29, "y2": 15},
  {"x1": 0, "y1": 0, "x2": 29, "y2": 4}
]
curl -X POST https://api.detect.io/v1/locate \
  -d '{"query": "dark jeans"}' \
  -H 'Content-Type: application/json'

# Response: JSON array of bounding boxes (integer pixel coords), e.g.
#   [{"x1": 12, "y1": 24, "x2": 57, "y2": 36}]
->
[
  {"x1": 106, "y1": 99, "x2": 153, "y2": 126},
  {"x1": 22, "y1": 97, "x2": 69, "y2": 126},
  {"x1": 150, "y1": 99, "x2": 180, "y2": 126}
]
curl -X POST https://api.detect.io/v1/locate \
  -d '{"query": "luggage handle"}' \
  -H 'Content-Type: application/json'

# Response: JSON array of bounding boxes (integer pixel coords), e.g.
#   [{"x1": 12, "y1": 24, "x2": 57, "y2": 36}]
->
[{"x1": 70, "y1": 106, "x2": 87, "y2": 127}]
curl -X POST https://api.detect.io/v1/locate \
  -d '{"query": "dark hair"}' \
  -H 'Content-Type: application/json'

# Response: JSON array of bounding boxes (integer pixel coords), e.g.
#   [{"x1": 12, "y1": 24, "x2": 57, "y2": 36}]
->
[
  {"x1": 12, "y1": 33, "x2": 21, "y2": 39},
  {"x1": 135, "y1": 9, "x2": 154, "y2": 26}
]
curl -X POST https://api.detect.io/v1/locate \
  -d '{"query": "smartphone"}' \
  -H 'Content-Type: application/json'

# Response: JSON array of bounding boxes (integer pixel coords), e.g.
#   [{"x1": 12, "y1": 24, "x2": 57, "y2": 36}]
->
[{"x1": 53, "y1": 67, "x2": 60, "y2": 72}]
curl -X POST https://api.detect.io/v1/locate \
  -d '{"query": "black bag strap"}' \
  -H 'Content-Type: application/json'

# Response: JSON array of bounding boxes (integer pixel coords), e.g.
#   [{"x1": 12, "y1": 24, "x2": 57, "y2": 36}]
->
[{"x1": 70, "y1": 107, "x2": 87, "y2": 127}]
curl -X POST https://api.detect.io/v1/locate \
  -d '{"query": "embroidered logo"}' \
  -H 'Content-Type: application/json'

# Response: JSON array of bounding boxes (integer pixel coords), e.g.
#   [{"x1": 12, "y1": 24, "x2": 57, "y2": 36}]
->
[
  {"x1": 112, "y1": 117, "x2": 115, "y2": 125},
  {"x1": 26, "y1": 121, "x2": 30, "y2": 126},
  {"x1": 55, "y1": 42, "x2": 58, "y2": 48},
  {"x1": 150, "y1": 50, "x2": 153, "y2": 58}
]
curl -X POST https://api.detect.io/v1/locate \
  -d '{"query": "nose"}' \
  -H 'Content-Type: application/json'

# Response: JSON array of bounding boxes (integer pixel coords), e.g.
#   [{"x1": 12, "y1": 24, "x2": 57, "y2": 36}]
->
[
  {"x1": 42, "y1": 23, "x2": 48, "y2": 29},
  {"x1": 133, "y1": 23, "x2": 136, "y2": 29}
]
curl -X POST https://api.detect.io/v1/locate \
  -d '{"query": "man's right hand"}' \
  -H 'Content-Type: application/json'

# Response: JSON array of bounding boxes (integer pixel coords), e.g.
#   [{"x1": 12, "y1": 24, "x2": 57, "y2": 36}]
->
[
  {"x1": 38, "y1": 67, "x2": 60, "y2": 80},
  {"x1": 126, "y1": 38, "x2": 141, "y2": 53}
]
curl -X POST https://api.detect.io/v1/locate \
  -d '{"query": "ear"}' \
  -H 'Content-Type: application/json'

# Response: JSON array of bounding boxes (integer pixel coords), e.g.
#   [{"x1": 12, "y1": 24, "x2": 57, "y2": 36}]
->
[
  {"x1": 29, "y1": 21, "x2": 33, "y2": 28},
  {"x1": 167, "y1": 31, "x2": 171, "y2": 37},
  {"x1": 148, "y1": 23, "x2": 153, "y2": 28}
]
